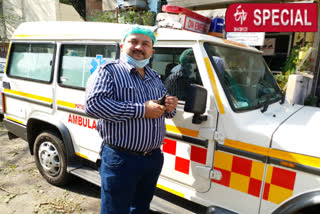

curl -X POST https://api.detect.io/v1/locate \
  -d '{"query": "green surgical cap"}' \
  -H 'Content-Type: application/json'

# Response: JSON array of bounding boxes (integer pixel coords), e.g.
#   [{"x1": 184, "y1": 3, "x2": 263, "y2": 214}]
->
[
  {"x1": 179, "y1": 49, "x2": 194, "y2": 64},
  {"x1": 122, "y1": 25, "x2": 156, "y2": 45}
]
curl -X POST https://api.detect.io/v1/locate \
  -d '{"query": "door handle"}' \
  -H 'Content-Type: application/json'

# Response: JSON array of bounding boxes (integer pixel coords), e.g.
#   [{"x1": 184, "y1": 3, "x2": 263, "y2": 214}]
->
[{"x1": 3, "y1": 81, "x2": 10, "y2": 89}]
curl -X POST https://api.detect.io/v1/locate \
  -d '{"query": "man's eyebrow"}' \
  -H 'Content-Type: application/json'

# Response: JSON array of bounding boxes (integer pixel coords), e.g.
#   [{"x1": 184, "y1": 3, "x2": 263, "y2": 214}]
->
[
  {"x1": 142, "y1": 38, "x2": 152, "y2": 43},
  {"x1": 128, "y1": 37, "x2": 152, "y2": 44}
]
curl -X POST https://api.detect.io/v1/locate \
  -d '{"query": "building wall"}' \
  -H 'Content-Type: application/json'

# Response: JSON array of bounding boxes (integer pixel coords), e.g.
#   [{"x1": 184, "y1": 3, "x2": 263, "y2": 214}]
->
[
  {"x1": 293, "y1": 32, "x2": 315, "y2": 46},
  {"x1": 24, "y1": 0, "x2": 57, "y2": 22},
  {"x1": 103, "y1": 0, "x2": 117, "y2": 11},
  {"x1": 0, "y1": 7, "x2": 6, "y2": 41},
  {"x1": 2, "y1": 0, "x2": 57, "y2": 39},
  {"x1": 2, "y1": 0, "x2": 83, "y2": 40},
  {"x1": 56, "y1": 3, "x2": 84, "y2": 21},
  {"x1": 87, "y1": 0, "x2": 103, "y2": 16}
]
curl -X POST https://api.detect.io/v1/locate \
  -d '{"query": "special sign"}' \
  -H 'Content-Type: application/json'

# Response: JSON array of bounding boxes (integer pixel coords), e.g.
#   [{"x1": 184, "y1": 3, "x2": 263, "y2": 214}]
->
[
  {"x1": 225, "y1": 3, "x2": 317, "y2": 32},
  {"x1": 184, "y1": 16, "x2": 210, "y2": 33}
]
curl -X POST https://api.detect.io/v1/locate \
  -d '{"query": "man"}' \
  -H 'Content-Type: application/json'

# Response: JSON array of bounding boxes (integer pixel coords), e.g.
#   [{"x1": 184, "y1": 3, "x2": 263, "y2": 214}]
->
[
  {"x1": 85, "y1": 25, "x2": 178, "y2": 214},
  {"x1": 164, "y1": 49, "x2": 200, "y2": 101}
]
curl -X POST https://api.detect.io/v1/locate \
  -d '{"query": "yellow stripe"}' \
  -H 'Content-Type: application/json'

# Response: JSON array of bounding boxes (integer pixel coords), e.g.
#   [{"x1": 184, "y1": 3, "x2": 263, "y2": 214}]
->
[
  {"x1": 14, "y1": 34, "x2": 80, "y2": 38},
  {"x1": 14, "y1": 34, "x2": 46, "y2": 37},
  {"x1": 204, "y1": 57, "x2": 225, "y2": 114},
  {"x1": 269, "y1": 149, "x2": 320, "y2": 169},
  {"x1": 224, "y1": 139, "x2": 269, "y2": 156},
  {"x1": 156, "y1": 184, "x2": 185, "y2": 198},
  {"x1": 57, "y1": 100, "x2": 76, "y2": 108},
  {"x1": 224, "y1": 138, "x2": 320, "y2": 169},
  {"x1": 4, "y1": 42, "x2": 11, "y2": 74},
  {"x1": 4, "y1": 88, "x2": 52, "y2": 103},
  {"x1": 5, "y1": 116, "x2": 23, "y2": 124},
  {"x1": 75, "y1": 152, "x2": 88, "y2": 159},
  {"x1": 166, "y1": 124, "x2": 198, "y2": 138}
]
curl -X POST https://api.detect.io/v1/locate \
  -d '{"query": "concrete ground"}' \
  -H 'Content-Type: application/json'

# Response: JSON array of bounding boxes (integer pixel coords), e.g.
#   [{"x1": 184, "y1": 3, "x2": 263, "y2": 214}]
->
[{"x1": 0, "y1": 120, "x2": 102, "y2": 213}]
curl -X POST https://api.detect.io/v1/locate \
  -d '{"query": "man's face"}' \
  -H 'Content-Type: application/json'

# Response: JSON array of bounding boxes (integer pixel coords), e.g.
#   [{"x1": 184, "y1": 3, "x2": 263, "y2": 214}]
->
[
  {"x1": 181, "y1": 62, "x2": 192, "y2": 77},
  {"x1": 122, "y1": 34, "x2": 154, "y2": 60}
]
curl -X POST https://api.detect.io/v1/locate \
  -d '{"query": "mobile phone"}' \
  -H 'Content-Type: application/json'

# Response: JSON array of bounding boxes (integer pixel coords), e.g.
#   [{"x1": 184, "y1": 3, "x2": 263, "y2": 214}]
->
[{"x1": 157, "y1": 93, "x2": 167, "y2": 105}]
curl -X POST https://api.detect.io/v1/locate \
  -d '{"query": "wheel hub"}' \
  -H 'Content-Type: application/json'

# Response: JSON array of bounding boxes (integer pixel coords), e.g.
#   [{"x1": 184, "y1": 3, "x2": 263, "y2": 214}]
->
[{"x1": 38, "y1": 141, "x2": 60, "y2": 177}]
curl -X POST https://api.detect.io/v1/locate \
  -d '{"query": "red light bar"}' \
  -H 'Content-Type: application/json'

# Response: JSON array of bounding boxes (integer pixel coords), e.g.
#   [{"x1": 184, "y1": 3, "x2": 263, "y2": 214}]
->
[{"x1": 162, "y1": 5, "x2": 211, "y2": 24}]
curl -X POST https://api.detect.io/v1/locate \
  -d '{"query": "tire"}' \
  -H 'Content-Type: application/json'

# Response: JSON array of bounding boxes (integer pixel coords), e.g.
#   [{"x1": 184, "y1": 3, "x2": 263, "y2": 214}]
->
[{"x1": 33, "y1": 131, "x2": 70, "y2": 186}]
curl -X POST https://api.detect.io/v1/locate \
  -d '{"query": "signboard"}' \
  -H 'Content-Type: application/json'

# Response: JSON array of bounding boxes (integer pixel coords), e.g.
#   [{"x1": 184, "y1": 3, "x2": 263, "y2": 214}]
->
[
  {"x1": 225, "y1": 3, "x2": 317, "y2": 32},
  {"x1": 158, "y1": 5, "x2": 211, "y2": 34},
  {"x1": 261, "y1": 38, "x2": 276, "y2": 55},
  {"x1": 157, "y1": 13, "x2": 211, "y2": 34},
  {"x1": 226, "y1": 32, "x2": 265, "y2": 46},
  {"x1": 184, "y1": 16, "x2": 210, "y2": 33}
]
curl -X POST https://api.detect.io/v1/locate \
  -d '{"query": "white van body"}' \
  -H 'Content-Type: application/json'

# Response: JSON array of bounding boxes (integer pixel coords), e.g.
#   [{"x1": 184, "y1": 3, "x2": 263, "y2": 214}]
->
[{"x1": 3, "y1": 21, "x2": 320, "y2": 214}]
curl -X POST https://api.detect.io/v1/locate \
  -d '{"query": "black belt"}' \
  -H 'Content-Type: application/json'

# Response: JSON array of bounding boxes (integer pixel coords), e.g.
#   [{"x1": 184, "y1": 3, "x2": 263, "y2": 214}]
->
[{"x1": 104, "y1": 143, "x2": 156, "y2": 157}]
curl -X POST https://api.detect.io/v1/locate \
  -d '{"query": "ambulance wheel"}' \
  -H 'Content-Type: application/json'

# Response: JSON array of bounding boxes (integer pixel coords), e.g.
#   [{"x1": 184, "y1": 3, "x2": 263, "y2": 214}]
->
[{"x1": 34, "y1": 131, "x2": 70, "y2": 186}]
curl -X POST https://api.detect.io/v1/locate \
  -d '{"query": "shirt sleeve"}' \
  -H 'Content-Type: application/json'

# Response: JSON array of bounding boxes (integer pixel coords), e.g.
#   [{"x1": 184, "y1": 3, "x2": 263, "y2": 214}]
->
[
  {"x1": 165, "y1": 109, "x2": 176, "y2": 119},
  {"x1": 85, "y1": 66, "x2": 145, "y2": 122}
]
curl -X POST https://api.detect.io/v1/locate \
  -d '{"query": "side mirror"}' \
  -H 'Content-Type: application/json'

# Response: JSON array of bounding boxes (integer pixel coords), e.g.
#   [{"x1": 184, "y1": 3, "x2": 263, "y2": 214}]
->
[{"x1": 184, "y1": 84, "x2": 208, "y2": 124}]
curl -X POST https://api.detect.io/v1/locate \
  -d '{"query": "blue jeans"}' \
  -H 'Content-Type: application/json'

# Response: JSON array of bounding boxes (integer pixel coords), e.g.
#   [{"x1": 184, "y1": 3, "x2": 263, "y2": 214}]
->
[{"x1": 100, "y1": 144, "x2": 164, "y2": 214}]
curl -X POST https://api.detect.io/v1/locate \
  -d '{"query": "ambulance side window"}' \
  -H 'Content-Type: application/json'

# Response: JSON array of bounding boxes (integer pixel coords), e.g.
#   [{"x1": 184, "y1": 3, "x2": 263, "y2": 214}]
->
[
  {"x1": 150, "y1": 48, "x2": 202, "y2": 102},
  {"x1": 7, "y1": 43, "x2": 55, "y2": 82},
  {"x1": 59, "y1": 44, "x2": 117, "y2": 89}
]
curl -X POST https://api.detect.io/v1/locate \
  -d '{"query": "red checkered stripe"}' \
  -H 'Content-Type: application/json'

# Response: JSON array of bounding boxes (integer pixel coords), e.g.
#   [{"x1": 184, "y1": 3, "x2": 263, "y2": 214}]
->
[
  {"x1": 162, "y1": 138, "x2": 207, "y2": 175},
  {"x1": 263, "y1": 165, "x2": 296, "y2": 204},
  {"x1": 213, "y1": 151, "x2": 296, "y2": 204}
]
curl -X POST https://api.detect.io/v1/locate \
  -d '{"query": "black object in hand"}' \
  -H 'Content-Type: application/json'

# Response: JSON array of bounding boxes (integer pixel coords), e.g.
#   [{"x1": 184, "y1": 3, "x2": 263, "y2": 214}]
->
[{"x1": 157, "y1": 93, "x2": 167, "y2": 105}]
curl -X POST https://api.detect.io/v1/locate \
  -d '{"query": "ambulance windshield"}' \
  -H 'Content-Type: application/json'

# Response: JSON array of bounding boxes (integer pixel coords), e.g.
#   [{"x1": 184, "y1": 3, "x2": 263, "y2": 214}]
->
[{"x1": 204, "y1": 43, "x2": 283, "y2": 112}]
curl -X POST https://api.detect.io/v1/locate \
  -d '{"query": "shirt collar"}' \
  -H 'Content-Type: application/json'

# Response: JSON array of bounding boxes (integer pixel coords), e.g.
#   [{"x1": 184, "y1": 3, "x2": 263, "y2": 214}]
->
[
  {"x1": 120, "y1": 56, "x2": 136, "y2": 72},
  {"x1": 144, "y1": 66, "x2": 158, "y2": 79}
]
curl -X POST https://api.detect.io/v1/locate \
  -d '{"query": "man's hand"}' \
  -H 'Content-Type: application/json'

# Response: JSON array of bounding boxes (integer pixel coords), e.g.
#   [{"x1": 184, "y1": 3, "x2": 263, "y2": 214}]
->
[
  {"x1": 164, "y1": 96, "x2": 178, "y2": 113},
  {"x1": 144, "y1": 100, "x2": 166, "y2": 118}
]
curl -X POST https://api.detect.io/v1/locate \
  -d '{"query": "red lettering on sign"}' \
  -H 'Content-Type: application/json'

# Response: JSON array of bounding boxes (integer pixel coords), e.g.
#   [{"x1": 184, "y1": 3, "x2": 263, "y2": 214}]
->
[
  {"x1": 92, "y1": 120, "x2": 96, "y2": 130},
  {"x1": 195, "y1": 22, "x2": 205, "y2": 31},
  {"x1": 67, "y1": 114, "x2": 97, "y2": 130},
  {"x1": 72, "y1": 115, "x2": 78, "y2": 124},
  {"x1": 75, "y1": 104, "x2": 85, "y2": 110},
  {"x1": 83, "y1": 117, "x2": 88, "y2": 127},
  {"x1": 188, "y1": 19, "x2": 194, "y2": 29},
  {"x1": 78, "y1": 117, "x2": 82, "y2": 126}
]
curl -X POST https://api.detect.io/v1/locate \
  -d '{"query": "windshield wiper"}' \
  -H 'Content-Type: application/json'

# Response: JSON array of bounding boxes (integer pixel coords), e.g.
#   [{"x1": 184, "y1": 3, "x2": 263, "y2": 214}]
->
[{"x1": 261, "y1": 96, "x2": 270, "y2": 113}]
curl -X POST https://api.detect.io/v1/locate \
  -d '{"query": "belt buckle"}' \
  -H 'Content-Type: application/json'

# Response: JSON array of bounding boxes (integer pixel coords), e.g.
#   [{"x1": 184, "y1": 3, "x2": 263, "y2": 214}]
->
[{"x1": 143, "y1": 151, "x2": 149, "y2": 156}]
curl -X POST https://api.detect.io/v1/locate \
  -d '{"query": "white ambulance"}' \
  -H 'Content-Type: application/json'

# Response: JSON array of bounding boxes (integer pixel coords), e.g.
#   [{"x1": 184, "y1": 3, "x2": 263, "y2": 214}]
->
[{"x1": 3, "y1": 21, "x2": 320, "y2": 214}]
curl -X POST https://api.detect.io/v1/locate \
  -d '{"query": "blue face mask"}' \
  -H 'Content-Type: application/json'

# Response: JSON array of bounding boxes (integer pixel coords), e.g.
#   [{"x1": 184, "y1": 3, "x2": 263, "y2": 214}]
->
[{"x1": 124, "y1": 54, "x2": 150, "y2": 69}]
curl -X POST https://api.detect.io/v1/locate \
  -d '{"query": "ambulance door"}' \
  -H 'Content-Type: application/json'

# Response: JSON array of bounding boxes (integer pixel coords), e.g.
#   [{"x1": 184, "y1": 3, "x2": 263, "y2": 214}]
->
[
  {"x1": 55, "y1": 42, "x2": 119, "y2": 162},
  {"x1": 151, "y1": 46, "x2": 218, "y2": 193},
  {"x1": 204, "y1": 42, "x2": 272, "y2": 214},
  {"x1": 4, "y1": 42, "x2": 55, "y2": 126}
]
